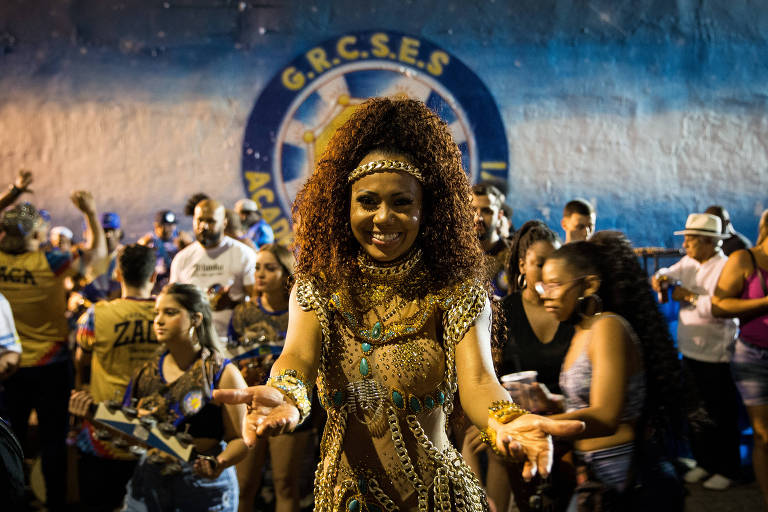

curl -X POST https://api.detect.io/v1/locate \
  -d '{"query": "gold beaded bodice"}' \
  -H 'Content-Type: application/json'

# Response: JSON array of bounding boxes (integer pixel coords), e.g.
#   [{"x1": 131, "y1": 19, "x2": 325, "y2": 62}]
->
[{"x1": 296, "y1": 249, "x2": 490, "y2": 512}]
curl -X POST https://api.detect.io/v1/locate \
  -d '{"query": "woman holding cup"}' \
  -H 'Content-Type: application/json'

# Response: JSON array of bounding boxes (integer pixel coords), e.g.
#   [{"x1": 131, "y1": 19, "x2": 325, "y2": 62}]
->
[
  {"x1": 487, "y1": 221, "x2": 575, "y2": 511},
  {"x1": 538, "y1": 232, "x2": 685, "y2": 509}
]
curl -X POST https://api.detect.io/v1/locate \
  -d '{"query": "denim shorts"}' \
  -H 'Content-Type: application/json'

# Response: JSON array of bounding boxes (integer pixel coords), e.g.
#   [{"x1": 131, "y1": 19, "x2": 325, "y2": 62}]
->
[
  {"x1": 121, "y1": 454, "x2": 238, "y2": 512},
  {"x1": 731, "y1": 338, "x2": 768, "y2": 407}
]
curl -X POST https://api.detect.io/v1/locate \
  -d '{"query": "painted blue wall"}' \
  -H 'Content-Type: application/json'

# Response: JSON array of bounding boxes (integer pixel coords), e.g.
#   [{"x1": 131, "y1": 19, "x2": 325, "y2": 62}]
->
[{"x1": 0, "y1": 0, "x2": 766, "y2": 246}]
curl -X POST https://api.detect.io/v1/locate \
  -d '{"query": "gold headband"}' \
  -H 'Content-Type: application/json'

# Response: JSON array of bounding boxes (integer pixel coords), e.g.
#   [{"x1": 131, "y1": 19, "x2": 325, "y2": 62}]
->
[{"x1": 347, "y1": 159, "x2": 424, "y2": 184}]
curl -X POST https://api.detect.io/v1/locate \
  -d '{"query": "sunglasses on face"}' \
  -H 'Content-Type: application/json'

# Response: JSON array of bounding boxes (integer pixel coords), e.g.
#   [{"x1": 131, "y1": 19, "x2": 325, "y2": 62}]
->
[{"x1": 534, "y1": 276, "x2": 585, "y2": 297}]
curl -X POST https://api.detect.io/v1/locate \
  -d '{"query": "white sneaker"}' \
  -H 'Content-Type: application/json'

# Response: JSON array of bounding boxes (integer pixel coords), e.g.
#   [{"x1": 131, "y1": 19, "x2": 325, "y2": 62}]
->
[
  {"x1": 702, "y1": 474, "x2": 731, "y2": 491},
  {"x1": 684, "y1": 466, "x2": 710, "y2": 483}
]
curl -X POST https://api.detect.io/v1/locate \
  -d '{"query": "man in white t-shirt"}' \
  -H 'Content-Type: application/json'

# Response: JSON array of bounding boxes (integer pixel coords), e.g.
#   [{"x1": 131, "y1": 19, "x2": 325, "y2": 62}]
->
[{"x1": 170, "y1": 199, "x2": 256, "y2": 338}]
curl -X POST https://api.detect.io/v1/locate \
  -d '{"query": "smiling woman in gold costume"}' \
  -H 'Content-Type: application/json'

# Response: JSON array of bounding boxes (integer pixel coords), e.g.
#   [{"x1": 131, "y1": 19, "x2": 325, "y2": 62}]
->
[{"x1": 216, "y1": 98, "x2": 583, "y2": 511}]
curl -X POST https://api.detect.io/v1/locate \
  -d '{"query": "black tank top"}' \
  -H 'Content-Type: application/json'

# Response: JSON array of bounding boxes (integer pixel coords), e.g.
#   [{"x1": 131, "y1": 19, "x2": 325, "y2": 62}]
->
[
  {"x1": 500, "y1": 291, "x2": 573, "y2": 393},
  {"x1": 124, "y1": 348, "x2": 229, "y2": 440}
]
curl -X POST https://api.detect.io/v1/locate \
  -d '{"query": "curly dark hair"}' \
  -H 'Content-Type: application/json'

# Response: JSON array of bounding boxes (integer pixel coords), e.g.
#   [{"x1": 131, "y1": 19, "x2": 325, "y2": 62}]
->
[
  {"x1": 506, "y1": 220, "x2": 560, "y2": 294},
  {"x1": 292, "y1": 97, "x2": 485, "y2": 293},
  {"x1": 550, "y1": 231, "x2": 685, "y2": 438}
]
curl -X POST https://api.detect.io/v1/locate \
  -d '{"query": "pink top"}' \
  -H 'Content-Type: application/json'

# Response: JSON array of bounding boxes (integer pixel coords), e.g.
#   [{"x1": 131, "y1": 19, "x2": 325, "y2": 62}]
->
[{"x1": 740, "y1": 266, "x2": 768, "y2": 348}]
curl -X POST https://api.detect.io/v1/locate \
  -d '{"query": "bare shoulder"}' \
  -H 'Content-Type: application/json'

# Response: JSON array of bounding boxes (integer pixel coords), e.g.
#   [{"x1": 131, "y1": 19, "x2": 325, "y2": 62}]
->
[
  {"x1": 591, "y1": 313, "x2": 633, "y2": 345},
  {"x1": 728, "y1": 249, "x2": 755, "y2": 269},
  {"x1": 218, "y1": 361, "x2": 247, "y2": 390}
]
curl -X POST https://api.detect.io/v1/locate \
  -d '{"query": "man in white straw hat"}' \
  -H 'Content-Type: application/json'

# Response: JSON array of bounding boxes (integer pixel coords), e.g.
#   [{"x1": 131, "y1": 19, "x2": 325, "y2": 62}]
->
[{"x1": 652, "y1": 213, "x2": 741, "y2": 491}]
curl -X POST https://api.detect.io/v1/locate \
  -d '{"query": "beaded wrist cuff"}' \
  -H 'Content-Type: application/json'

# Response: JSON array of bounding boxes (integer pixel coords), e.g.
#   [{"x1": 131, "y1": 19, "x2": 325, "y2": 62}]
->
[
  {"x1": 489, "y1": 400, "x2": 528, "y2": 423},
  {"x1": 480, "y1": 400, "x2": 529, "y2": 456},
  {"x1": 266, "y1": 369, "x2": 312, "y2": 425}
]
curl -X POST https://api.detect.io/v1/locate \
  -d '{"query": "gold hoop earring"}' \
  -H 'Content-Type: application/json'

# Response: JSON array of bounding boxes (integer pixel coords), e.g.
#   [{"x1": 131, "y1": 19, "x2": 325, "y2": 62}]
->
[{"x1": 517, "y1": 273, "x2": 526, "y2": 290}]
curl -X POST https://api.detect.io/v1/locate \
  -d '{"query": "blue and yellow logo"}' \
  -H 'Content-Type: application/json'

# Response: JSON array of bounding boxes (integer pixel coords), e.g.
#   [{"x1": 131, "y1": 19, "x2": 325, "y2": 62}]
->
[
  {"x1": 182, "y1": 389, "x2": 203, "y2": 416},
  {"x1": 241, "y1": 30, "x2": 508, "y2": 243}
]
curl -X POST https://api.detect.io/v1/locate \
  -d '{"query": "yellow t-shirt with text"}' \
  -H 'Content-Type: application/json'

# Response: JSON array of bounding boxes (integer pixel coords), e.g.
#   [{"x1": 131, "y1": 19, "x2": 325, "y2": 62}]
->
[{"x1": 0, "y1": 247, "x2": 79, "y2": 367}]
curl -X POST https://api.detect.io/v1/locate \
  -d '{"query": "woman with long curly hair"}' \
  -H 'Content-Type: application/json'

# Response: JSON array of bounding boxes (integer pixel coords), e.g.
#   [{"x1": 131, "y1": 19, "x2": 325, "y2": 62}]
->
[
  {"x1": 215, "y1": 97, "x2": 583, "y2": 511},
  {"x1": 538, "y1": 231, "x2": 685, "y2": 509}
]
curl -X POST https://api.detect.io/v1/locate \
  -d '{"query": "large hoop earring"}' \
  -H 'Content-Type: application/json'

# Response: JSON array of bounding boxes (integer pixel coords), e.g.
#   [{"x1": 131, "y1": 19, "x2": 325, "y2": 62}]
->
[
  {"x1": 576, "y1": 294, "x2": 603, "y2": 317},
  {"x1": 517, "y1": 273, "x2": 526, "y2": 290}
]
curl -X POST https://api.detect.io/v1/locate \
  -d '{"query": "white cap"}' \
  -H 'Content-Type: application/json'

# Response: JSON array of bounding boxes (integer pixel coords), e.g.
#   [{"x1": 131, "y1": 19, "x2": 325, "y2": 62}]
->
[
  {"x1": 50, "y1": 226, "x2": 74, "y2": 240},
  {"x1": 234, "y1": 199, "x2": 259, "y2": 213}
]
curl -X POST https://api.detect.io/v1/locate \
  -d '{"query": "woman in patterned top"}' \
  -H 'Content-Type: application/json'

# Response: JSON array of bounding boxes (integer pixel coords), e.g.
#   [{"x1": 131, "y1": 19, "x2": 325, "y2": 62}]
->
[
  {"x1": 216, "y1": 98, "x2": 584, "y2": 511},
  {"x1": 121, "y1": 283, "x2": 249, "y2": 511},
  {"x1": 539, "y1": 232, "x2": 685, "y2": 509},
  {"x1": 229, "y1": 244, "x2": 312, "y2": 512}
]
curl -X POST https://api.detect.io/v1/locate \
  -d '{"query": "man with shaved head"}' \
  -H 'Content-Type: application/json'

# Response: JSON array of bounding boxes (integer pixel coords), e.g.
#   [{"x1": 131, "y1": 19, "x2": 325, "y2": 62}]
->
[{"x1": 170, "y1": 199, "x2": 256, "y2": 338}]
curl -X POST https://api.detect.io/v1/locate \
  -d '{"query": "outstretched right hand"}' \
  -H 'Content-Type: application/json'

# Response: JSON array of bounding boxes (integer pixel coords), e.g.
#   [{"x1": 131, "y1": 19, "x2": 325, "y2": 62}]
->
[{"x1": 213, "y1": 385, "x2": 300, "y2": 447}]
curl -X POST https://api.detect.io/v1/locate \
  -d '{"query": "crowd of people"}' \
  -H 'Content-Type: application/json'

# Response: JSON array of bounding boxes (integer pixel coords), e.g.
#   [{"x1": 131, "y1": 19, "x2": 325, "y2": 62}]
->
[{"x1": 0, "y1": 97, "x2": 765, "y2": 512}]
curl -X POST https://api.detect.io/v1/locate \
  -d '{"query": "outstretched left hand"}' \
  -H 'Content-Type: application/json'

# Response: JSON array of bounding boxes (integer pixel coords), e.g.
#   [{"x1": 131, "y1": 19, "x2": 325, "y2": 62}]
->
[{"x1": 491, "y1": 414, "x2": 584, "y2": 481}]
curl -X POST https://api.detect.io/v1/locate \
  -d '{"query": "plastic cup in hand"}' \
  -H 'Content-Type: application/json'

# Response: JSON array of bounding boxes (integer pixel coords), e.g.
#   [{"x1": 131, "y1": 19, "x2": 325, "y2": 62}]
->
[{"x1": 500, "y1": 371, "x2": 538, "y2": 410}]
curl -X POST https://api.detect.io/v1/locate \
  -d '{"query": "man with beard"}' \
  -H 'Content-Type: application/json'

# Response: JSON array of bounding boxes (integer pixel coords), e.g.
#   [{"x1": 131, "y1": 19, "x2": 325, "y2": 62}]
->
[
  {"x1": 471, "y1": 183, "x2": 511, "y2": 296},
  {"x1": 170, "y1": 199, "x2": 256, "y2": 338}
]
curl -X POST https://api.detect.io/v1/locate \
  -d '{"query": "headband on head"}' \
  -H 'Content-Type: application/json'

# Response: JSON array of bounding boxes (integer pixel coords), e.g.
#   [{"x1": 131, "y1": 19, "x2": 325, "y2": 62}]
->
[{"x1": 347, "y1": 159, "x2": 424, "y2": 184}]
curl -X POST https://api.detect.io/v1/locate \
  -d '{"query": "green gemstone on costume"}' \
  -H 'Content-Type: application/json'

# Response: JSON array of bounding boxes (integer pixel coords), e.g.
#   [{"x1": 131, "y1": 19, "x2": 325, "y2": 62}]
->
[
  {"x1": 368, "y1": 505, "x2": 381, "y2": 512},
  {"x1": 437, "y1": 390, "x2": 445, "y2": 405},
  {"x1": 392, "y1": 390, "x2": 405, "y2": 409},
  {"x1": 359, "y1": 357, "x2": 370, "y2": 377},
  {"x1": 361, "y1": 342, "x2": 372, "y2": 354},
  {"x1": 333, "y1": 390, "x2": 344, "y2": 406},
  {"x1": 424, "y1": 396, "x2": 435, "y2": 409},
  {"x1": 347, "y1": 498, "x2": 360, "y2": 512},
  {"x1": 371, "y1": 321, "x2": 382, "y2": 339},
  {"x1": 358, "y1": 477, "x2": 367, "y2": 494},
  {"x1": 409, "y1": 396, "x2": 422, "y2": 413}
]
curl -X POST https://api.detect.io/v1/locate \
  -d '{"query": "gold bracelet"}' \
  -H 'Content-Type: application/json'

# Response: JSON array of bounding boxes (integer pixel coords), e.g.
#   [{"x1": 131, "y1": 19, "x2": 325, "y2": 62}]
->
[
  {"x1": 480, "y1": 400, "x2": 529, "y2": 456},
  {"x1": 266, "y1": 369, "x2": 312, "y2": 425},
  {"x1": 489, "y1": 400, "x2": 528, "y2": 423}
]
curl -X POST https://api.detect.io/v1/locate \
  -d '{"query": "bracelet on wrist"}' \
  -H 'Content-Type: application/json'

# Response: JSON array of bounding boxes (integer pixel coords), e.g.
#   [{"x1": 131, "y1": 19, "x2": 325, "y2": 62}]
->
[
  {"x1": 265, "y1": 369, "x2": 312, "y2": 425},
  {"x1": 480, "y1": 400, "x2": 529, "y2": 457}
]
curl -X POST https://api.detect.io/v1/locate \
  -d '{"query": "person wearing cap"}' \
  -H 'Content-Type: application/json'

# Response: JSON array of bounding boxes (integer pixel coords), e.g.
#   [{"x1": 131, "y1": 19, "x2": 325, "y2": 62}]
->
[
  {"x1": 49, "y1": 226, "x2": 74, "y2": 252},
  {"x1": 234, "y1": 198, "x2": 274, "y2": 249},
  {"x1": 0, "y1": 192, "x2": 106, "y2": 510},
  {"x1": 138, "y1": 209, "x2": 192, "y2": 293},
  {"x1": 80, "y1": 212, "x2": 123, "y2": 303},
  {"x1": 651, "y1": 213, "x2": 741, "y2": 491}
]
